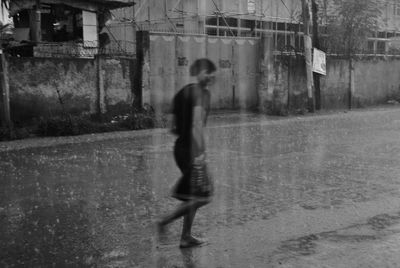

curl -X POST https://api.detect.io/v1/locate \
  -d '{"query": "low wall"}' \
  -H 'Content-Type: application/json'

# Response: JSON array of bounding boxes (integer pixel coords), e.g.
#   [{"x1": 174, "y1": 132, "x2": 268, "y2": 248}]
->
[
  {"x1": 320, "y1": 58, "x2": 350, "y2": 110},
  {"x1": 265, "y1": 55, "x2": 400, "y2": 113},
  {"x1": 6, "y1": 51, "x2": 400, "y2": 125},
  {"x1": 320, "y1": 56, "x2": 400, "y2": 110},
  {"x1": 8, "y1": 57, "x2": 134, "y2": 123},
  {"x1": 353, "y1": 57, "x2": 400, "y2": 106}
]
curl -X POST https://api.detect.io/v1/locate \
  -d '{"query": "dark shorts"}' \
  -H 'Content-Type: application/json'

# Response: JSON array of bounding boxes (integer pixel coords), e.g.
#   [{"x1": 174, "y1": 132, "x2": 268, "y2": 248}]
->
[{"x1": 171, "y1": 140, "x2": 214, "y2": 201}]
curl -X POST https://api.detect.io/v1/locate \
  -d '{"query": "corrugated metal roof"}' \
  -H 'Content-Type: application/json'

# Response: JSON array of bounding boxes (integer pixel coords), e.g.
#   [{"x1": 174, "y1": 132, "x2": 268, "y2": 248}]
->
[{"x1": 9, "y1": 0, "x2": 135, "y2": 15}]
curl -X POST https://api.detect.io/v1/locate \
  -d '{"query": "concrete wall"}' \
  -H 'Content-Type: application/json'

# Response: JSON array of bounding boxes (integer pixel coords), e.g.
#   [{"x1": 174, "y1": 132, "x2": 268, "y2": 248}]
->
[
  {"x1": 9, "y1": 57, "x2": 134, "y2": 123},
  {"x1": 7, "y1": 45, "x2": 400, "y2": 125},
  {"x1": 320, "y1": 56, "x2": 400, "y2": 110},
  {"x1": 259, "y1": 51, "x2": 400, "y2": 113},
  {"x1": 139, "y1": 32, "x2": 260, "y2": 113},
  {"x1": 102, "y1": 58, "x2": 135, "y2": 114},
  {"x1": 353, "y1": 57, "x2": 400, "y2": 105},
  {"x1": 320, "y1": 58, "x2": 350, "y2": 110},
  {"x1": 258, "y1": 35, "x2": 309, "y2": 115}
]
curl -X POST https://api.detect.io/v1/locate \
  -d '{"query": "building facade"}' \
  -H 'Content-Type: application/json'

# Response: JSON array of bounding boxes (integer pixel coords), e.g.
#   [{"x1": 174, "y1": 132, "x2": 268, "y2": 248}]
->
[
  {"x1": 131, "y1": 0, "x2": 400, "y2": 54},
  {"x1": 5, "y1": 0, "x2": 134, "y2": 57}
]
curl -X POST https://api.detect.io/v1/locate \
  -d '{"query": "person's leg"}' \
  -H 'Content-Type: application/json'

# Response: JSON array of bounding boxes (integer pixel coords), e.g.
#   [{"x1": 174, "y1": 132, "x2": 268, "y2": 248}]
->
[
  {"x1": 159, "y1": 200, "x2": 199, "y2": 226},
  {"x1": 181, "y1": 206, "x2": 198, "y2": 239},
  {"x1": 179, "y1": 200, "x2": 209, "y2": 247}
]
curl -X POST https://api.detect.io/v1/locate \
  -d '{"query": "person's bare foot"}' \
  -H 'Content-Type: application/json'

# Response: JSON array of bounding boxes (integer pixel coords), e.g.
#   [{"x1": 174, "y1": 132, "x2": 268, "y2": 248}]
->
[{"x1": 179, "y1": 236, "x2": 206, "y2": 248}]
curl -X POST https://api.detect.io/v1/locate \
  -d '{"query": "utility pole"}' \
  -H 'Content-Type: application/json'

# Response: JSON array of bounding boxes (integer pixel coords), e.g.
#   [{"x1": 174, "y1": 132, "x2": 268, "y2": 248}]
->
[
  {"x1": 312, "y1": 0, "x2": 321, "y2": 110},
  {"x1": 0, "y1": 51, "x2": 11, "y2": 128},
  {"x1": 33, "y1": 0, "x2": 41, "y2": 43},
  {"x1": 301, "y1": 0, "x2": 315, "y2": 112}
]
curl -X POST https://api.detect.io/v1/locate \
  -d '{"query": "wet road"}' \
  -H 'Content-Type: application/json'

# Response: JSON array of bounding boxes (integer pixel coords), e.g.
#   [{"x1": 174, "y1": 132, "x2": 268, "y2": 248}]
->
[{"x1": 1, "y1": 107, "x2": 400, "y2": 267}]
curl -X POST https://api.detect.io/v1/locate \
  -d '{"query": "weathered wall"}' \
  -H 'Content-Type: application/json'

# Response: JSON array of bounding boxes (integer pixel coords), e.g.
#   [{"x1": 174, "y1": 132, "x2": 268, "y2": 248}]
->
[
  {"x1": 353, "y1": 57, "x2": 400, "y2": 106},
  {"x1": 258, "y1": 37, "x2": 309, "y2": 115},
  {"x1": 320, "y1": 58, "x2": 350, "y2": 110},
  {"x1": 144, "y1": 32, "x2": 399, "y2": 115},
  {"x1": 320, "y1": 56, "x2": 400, "y2": 110},
  {"x1": 9, "y1": 46, "x2": 399, "y2": 125},
  {"x1": 141, "y1": 32, "x2": 260, "y2": 113},
  {"x1": 263, "y1": 55, "x2": 400, "y2": 113},
  {"x1": 102, "y1": 58, "x2": 134, "y2": 115},
  {"x1": 9, "y1": 57, "x2": 134, "y2": 123}
]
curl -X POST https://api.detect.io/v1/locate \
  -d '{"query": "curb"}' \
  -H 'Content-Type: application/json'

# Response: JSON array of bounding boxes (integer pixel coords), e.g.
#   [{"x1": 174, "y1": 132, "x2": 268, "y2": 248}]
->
[{"x1": 1, "y1": 106, "x2": 399, "y2": 153}]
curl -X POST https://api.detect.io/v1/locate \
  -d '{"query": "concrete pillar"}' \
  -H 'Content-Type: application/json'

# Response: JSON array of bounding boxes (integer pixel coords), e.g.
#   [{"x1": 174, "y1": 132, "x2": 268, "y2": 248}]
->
[
  {"x1": 31, "y1": 0, "x2": 41, "y2": 43},
  {"x1": 134, "y1": 31, "x2": 150, "y2": 109},
  {"x1": 96, "y1": 55, "x2": 106, "y2": 114},
  {"x1": 0, "y1": 52, "x2": 11, "y2": 128}
]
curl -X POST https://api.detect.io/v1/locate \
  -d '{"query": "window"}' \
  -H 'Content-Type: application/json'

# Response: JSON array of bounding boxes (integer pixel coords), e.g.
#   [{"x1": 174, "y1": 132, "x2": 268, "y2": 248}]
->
[
  {"x1": 220, "y1": 17, "x2": 238, "y2": 27},
  {"x1": 206, "y1": 16, "x2": 237, "y2": 27},
  {"x1": 367, "y1": 40, "x2": 375, "y2": 53},
  {"x1": 206, "y1": 16, "x2": 217, "y2": 26},
  {"x1": 82, "y1": 10, "x2": 98, "y2": 47},
  {"x1": 277, "y1": 22, "x2": 286, "y2": 31},
  {"x1": 261, "y1": 21, "x2": 273, "y2": 30},
  {"x1": 206, "y1": 28, "x2": 217, "y2": 36},
  {"x1": 377, "y1": 41, "x2": 386, "y2": 54},
  {"x1": 378, "y1": 31, "x2": 386, "y2": 38},
  {"x1": 395, "y1": 4, "x2": 400, "y2": 16},
  {"x1": 240, "y1": 19, "x2": 255, "y2": 30},
  {"x1": 220, "y1": 29, "x2": 237, "y2": 37}
]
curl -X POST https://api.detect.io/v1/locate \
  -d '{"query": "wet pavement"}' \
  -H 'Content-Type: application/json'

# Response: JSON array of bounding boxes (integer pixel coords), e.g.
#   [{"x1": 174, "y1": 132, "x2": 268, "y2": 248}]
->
[{"x1": 1, "y1": 107, "x2": 400, "y2": 267}]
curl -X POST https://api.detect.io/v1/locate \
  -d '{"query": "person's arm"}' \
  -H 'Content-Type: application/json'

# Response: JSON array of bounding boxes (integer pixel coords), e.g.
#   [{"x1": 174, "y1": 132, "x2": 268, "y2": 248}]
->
[{"x1": 192, "y1": 105, "x2": 205, "y2": 160}]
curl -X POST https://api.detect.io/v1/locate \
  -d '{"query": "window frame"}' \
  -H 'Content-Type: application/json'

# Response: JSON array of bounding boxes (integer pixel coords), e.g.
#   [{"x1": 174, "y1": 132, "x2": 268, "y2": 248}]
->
[{"x1": 395, "y1": 4, "x2": 400, "y2": 16}]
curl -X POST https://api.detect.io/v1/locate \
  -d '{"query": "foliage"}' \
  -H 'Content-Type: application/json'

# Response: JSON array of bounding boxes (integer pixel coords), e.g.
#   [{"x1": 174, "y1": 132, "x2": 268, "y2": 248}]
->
[
  {"x1": 0, "y1": 126, "x2": 30, "y2": 141},
  {"x1": 36, "y1": 115, "x2": 113, "y2": 137},
  {"x1": 324, "y1": 0, "x2": 382, "y2": 56},
  {"x1": 117, "y1": 105, "x2": 167, "y2": 130},
  {"x1": 387, "y1": 87, "x2": 400, "y2": 103},
  {"x1": 35, "y1": 107, "x2": 167, "y2": 138}
]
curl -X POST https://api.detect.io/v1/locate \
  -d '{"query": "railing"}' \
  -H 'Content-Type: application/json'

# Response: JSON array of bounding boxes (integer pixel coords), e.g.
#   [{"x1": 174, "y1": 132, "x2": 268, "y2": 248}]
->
[
  {"x1": 31, "y1": 41, "x2": 136, "y2": 58},
  {"x1": 34, "y1": 42, "x2": 99, "y2": 58}
]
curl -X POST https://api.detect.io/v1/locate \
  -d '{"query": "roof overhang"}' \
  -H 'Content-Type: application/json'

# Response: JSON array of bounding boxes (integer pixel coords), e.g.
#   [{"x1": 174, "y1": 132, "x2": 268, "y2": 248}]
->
[
  {"x1": 9, "y1": 0, "x2": 135, "y2": 16},
  {"x1": 86, "y1": 0, "x2": 135, "y2": 9}
]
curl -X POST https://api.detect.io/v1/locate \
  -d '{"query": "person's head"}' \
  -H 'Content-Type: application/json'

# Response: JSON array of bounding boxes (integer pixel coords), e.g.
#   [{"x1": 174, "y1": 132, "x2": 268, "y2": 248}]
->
[{"x1": 190, "y1": 58, "x2": 216, "y2": 89}]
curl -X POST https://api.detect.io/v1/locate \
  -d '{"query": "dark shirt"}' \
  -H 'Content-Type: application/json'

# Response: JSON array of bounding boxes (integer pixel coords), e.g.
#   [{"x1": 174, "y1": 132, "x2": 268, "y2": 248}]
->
[{"x1": 172, "y1": 83, "x2": 211, "y2": 153}]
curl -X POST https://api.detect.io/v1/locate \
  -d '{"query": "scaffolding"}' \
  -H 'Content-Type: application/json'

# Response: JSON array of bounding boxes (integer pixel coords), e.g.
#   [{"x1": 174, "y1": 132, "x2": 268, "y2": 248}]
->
[
  {"x1": 130, "y1": 0, "x2": 305, "y2": 52},
  {"x1": 120, "y1": 0, "x2": 400, "y2": 54}
]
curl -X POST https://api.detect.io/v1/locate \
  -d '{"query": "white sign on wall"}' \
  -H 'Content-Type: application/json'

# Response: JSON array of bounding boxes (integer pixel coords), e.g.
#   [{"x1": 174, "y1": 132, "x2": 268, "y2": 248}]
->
[
  {"x1": 312, "y1": 48, "x2": 326, "y2": 75},
  {"x1": 248, "y1": 0, "x2": 256, "y2": 14}
]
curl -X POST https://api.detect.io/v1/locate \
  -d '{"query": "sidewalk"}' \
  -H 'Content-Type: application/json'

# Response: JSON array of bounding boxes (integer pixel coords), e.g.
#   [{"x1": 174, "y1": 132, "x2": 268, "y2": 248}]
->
[{"x1": 1, "y1": 105, "x2": 399, "y2": 153}]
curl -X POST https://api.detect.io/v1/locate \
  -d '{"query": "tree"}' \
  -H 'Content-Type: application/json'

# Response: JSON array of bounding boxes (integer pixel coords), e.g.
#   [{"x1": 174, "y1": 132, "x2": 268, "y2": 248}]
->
[
  {"x1": 324, "y1": 0, "x2": 382, "y2": 55},
  {"x1": 323, "y1": 0, "x2": 382, "y2": 109}
]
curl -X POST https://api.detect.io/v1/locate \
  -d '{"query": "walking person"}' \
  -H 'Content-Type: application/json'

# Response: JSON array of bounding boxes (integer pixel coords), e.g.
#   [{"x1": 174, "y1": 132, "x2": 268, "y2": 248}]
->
[{"x1": 158, "y1": 58, "x2": 217, "y2": 248}]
